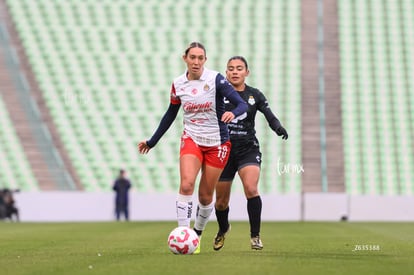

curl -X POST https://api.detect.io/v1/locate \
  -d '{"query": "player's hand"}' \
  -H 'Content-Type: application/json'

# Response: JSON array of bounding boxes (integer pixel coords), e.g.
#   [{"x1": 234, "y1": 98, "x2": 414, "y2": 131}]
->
[
  {"x1": 221, "y1": 111, "x2": 235, "y2": 123},
  {"x1": 276, "y1": 126, "x2": 288, "y2": 140},
  {"x1": 138, "y1": 140, "x2": 151, "y2": 154}
]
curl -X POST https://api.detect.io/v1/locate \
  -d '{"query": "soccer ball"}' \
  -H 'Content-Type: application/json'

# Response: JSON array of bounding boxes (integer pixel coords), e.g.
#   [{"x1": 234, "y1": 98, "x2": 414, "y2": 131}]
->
[{"x1": 167, "y1": 226, "x2": 200, "y2": 255}]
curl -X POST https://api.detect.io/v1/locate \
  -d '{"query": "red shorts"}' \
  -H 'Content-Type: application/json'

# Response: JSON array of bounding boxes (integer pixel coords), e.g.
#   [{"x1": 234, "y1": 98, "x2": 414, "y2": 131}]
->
[{"x1": 180, "y1": 135, "x2": 231, "y2": 169}]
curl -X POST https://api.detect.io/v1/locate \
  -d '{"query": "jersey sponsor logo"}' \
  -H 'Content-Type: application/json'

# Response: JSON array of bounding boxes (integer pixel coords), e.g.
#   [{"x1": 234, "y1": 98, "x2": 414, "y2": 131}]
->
[
  {"x1": 190, "y1": 118, "x2": 208, "y2": 124},
  {"x1": 231, "y1": 112, "x2": 247, "y2": 123},
  {"x1": 183, "y1": 101, "x2": 213, "y2": 113},
  {"x1": 191, "y1": 88, "x2": 198, "y2": 95},
  {"x1": 229, "y1": 130, "x2": 248, "y2": 135},
  {"x1": 248, "y1": 96, "x2": 255, "y2": 105},
  {"x1": 229, "y1": 124, "x2": 243, "y2": 129},
  {"x1": 223, "y1": 97, "x2": 230, "y2": 104}
]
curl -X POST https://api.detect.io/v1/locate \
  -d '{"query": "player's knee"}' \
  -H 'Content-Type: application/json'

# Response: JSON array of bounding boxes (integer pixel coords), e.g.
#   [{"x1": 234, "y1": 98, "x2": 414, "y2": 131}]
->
[
  {"x1": 215, "y1": 194, "x2": 229, "y2": 210},
  {"x1": 215, "y1": 201, "x2": 228, "y2": 211},
  {"x1": 245, "y1": 187, "x2": 259, "y2": 198},
  {"x1": 198, "y1": 194, "x2": 213, "y2": 206},
  {"x1": 179, "y1": 181, "x2": 195, "y2": 195}
]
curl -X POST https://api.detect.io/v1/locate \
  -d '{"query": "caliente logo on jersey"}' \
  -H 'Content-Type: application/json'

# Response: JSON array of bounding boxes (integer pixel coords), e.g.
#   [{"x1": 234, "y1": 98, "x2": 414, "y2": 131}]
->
[{"x1": 183, "y1": 102, "x2": 213, "y2": 113}]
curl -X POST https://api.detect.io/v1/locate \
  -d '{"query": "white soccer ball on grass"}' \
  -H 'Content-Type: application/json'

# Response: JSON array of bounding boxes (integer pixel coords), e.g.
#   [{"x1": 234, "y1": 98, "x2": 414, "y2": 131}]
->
[{"x1": 167, "y1": 226, "x2": 200, "y2": 255}]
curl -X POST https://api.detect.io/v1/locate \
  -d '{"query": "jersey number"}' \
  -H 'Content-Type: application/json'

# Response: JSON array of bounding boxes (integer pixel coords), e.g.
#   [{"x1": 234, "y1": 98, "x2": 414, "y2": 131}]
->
[{"x1": 217, "y1": 145, "x2": 228, "y2": 162}]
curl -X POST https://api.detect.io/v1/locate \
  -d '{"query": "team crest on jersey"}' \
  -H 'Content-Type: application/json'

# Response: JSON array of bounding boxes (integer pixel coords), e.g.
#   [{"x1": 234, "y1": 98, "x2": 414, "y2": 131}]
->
[
  {"x1": 203, "y1": 84, "x2": 209, "y2": 91},
  {"x1": 248, "y1": 96, "x2": 255, "y2": 105}
]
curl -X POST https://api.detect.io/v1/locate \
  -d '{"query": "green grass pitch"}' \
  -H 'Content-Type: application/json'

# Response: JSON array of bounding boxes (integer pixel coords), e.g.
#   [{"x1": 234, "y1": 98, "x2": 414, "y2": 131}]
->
[{"x1": 0, "y1": 222, "x2": 413, "y2": 275}]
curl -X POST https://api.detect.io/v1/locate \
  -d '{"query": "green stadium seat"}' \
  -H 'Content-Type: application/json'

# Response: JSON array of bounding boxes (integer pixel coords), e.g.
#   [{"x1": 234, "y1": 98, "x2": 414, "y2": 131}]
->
[{"x1": 339, "y1": 0, "x2": 414, "y2": 195}]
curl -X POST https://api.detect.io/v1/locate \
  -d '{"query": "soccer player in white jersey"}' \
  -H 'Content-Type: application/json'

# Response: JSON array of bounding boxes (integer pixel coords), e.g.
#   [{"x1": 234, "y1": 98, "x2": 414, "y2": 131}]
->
[
  {"x1": 213, "y1": 56, "x2": 288, "y2": 251},
  {"x1": 138, "y1": 42, "x2": 247, "y2": 253}
]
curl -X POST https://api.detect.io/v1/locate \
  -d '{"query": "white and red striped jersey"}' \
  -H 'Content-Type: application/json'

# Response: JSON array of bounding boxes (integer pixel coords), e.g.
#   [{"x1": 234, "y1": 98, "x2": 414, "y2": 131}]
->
[{"x1": 171, "y1": 68, "x2": 246, "y2": 147}]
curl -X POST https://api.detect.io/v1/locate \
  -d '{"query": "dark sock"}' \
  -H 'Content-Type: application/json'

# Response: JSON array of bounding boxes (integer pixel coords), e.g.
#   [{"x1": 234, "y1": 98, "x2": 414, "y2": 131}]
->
[
  {"x1": 193, "y1": 228, "x2": 202, "y2": 236},
  {"x1": 247, "y1": 196, "x2": 262, "y2": 238},
  {"x1": 215, "y1": 207, "x2": 230, "y2": 234}
]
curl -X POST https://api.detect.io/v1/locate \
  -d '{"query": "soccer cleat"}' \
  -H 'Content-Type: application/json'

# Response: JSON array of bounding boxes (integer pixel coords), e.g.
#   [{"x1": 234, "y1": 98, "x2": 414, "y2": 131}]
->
[
  {"x1": 213, "y1": 224, "x2": 231, "y2": 251},
  {"x1": 250, "y1": 236, "x2": 263, "y2": 250},
  {"x1": 193, "y1": 237, "x2": 201, "y2": 254}
]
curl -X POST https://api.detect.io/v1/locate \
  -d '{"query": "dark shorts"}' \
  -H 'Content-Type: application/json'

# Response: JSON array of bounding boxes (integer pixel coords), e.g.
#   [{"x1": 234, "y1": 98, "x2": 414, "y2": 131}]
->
[{"x1": 219, "y1": 143, "x2": 262, "y2": 181}]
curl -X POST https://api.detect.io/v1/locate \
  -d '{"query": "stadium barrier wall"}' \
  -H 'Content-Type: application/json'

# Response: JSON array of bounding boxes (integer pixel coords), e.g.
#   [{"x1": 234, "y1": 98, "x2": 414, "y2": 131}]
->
[{"x1": 12, "y1": 192, "x2": 414, "y2": 222}]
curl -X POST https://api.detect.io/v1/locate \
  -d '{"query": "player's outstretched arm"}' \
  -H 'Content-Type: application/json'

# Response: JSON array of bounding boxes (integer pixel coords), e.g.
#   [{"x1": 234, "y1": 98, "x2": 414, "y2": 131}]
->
[
  {"x1": 139, "y1": 103, "x2": 181, "y2": 151},
  {"x1": 256, "y1": 91, "x2": 288, "y2": 140}
]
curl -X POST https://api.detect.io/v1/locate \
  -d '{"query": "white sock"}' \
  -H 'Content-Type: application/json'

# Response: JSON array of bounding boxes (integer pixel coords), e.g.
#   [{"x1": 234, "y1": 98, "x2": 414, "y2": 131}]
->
[
  {"x1": 194, "y1": 202, "x2": 214, "y2": 232},
  {"x1": 176, "y1": 194, "x2": 193, "y2": 227}
]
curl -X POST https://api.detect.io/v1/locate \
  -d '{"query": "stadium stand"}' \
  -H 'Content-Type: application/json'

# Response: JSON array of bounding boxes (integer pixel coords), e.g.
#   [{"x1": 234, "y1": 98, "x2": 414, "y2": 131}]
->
[
  {"x1": 0, "y1": 95, "x2": 38, "y2": 191},
  {"x1": 1, "y1": 0, "x2": 413, "y2": 197},
  {"x1": 339, "y1": 0, "x2": 414, "y2": 195},
  {"x1": 1, "y1": 0, "x2": 81, "y2": 191},
  {"x1": 4, "y1": 0, "x2": 301, "y2": 194}
]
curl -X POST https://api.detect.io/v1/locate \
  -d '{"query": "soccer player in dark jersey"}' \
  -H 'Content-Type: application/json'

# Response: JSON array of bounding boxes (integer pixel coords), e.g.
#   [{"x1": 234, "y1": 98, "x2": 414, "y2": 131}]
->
[
  {"x1": 213, "y1": 56, "x2": 288, "y2": 251},
  {"x1": 138, "y1": 43, "x2": 247, "y2": 254}
]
